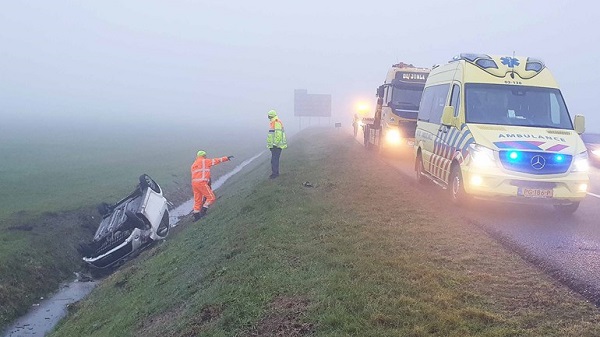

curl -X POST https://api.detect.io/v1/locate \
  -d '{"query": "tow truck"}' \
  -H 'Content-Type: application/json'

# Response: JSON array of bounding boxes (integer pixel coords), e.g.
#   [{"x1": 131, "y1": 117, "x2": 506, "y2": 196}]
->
[{"x1": 363, "y1": 62, "x2": 430, "y2": 153}]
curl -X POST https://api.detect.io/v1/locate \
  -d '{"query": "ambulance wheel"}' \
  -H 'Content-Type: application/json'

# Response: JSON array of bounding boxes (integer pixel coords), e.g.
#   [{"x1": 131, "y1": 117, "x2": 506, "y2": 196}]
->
[
  {"x1": 553, "y1": 202, "x2": 580, "y2": 214},
  {"x1": 449, "y1": 165, "x2": 470, "y2": 206},
  {"x1": 415, "y1": 153, "x2": 426, "y2": 184}
]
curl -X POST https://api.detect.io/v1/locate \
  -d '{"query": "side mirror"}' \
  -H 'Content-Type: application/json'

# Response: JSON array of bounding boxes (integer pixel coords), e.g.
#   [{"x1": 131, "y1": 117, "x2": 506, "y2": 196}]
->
[
  {"x1": 441, "y1": 106, "x2": 455, "y2": 126},
  {"x1": 376, "y1": 85, "x2": 385, "y2": 98},
  {"x1": 574, "y1": 115, "x2": 585, "y2": 134}
]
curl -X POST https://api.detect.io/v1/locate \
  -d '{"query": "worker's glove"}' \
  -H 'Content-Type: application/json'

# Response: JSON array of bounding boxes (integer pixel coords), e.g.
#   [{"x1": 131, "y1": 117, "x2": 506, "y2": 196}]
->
[{"x1": 227, "y1": 155, "x2": 234, "y2": 160}]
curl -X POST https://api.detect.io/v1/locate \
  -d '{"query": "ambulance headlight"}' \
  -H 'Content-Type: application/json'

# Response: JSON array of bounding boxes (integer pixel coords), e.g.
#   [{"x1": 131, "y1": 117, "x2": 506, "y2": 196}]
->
[
  {"x1": 468, "y1": 144, "x2": 496, "y2": 168},
  {"x1": 385, "y1": 129, "x2": 402, "y2": 145},
  {"x1": 572, "y1": 151, "x2": 589, "y2": 172}
]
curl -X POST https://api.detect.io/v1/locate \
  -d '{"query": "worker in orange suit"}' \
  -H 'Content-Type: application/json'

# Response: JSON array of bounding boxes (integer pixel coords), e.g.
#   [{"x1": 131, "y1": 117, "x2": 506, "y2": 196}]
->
[{"x1": 191, "y1": 150, "x2": 233, "y2": 221}]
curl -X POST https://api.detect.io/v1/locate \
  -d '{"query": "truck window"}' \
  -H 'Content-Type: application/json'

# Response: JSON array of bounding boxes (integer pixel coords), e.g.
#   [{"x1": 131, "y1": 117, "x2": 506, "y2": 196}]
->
[
  {"x1": 391, "y1": 84, "x2": 424, "y2": 111},
  {"x1": 384, "y1": 86, "x2": 391, "y2": 106}
]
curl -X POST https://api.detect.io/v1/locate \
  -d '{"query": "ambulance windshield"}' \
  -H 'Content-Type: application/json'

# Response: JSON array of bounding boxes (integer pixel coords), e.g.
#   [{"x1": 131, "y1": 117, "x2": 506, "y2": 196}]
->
[{"x1": 465, "y1": 84, "x2": 573, "y2": 130}]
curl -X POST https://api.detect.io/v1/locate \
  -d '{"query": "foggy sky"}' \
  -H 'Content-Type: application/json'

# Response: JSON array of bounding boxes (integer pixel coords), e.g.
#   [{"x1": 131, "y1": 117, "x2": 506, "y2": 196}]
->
[{"x1": 0, "y1": 1, "x2": 598, "y2": 133}]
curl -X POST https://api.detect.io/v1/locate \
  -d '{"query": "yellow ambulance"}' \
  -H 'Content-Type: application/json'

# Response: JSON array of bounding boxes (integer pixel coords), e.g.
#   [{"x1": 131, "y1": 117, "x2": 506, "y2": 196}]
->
[{"x1": 414, "y1": 53, "x2": 589, "y2": 213}]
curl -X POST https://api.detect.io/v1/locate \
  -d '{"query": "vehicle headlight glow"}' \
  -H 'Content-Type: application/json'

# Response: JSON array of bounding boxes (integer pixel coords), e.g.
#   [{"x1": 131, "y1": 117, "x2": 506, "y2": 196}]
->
[
  {"x1": 592, "y1": 149, "x2": 600, "y2": 157},
  {"x1": 579, "y1": 183, "x2": 588, "y2": 192},
  {"x1": 470, "y1": 175, "x2": 483, "y2": 186},
  {"x1": 572, "y1": 151, "x2": 589, "y2": 172},
  {"x1": 468, "y1": 144, "x2": 497, "y2": 168},
  {"x1": 385, "y1": 129, "x2": 402, "y2": 145}
]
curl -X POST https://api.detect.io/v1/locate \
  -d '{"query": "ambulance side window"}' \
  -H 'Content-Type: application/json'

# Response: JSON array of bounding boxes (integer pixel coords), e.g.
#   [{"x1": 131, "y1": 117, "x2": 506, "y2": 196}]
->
[
  {"x1": 450, "y1": 84, "x2": 461, "y2": 117},
  {"x1": 418, "y1": 84, "x2": 450, "y2": 123},
  {"x1": 418, "y1": 86, "x2": 434, "y2": 121},
  {"x1": 429, "y1": 84, "x2": 451, "y2": 123}
]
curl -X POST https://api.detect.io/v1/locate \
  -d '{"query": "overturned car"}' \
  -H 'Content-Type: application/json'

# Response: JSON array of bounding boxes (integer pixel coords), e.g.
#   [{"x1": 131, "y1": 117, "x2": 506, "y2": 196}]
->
[{"x1": 78, "y1": 174, "x2": 170, "y2": 270}]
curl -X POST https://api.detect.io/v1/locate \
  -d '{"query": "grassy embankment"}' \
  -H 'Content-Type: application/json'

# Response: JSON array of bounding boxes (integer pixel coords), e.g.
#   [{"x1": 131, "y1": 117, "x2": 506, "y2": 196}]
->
[
  {"x1": 0, "y1": 122, "x2": 263, "y2": 330},
  {"x1": 51, "y1": 128, "x2": 600, "y2": 337}
]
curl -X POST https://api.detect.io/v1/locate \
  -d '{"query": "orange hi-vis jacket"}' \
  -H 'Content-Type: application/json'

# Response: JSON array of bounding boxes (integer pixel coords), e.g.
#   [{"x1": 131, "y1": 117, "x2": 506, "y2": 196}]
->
[{"x1": 191, "y1": 156, "x2": 229, "y2": 184}]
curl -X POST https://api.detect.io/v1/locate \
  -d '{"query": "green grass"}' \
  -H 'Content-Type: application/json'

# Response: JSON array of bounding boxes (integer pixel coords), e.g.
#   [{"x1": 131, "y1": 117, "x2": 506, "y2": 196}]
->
[
  {"x1": 0, "y1": 122, "x2": 263, "y2": 219},
  {"x1": 49, "y1": 128, "x2": 600, "y2": 337},
  {"x1": 0, "y1": 121, "x2": 265, "y2": 330}
]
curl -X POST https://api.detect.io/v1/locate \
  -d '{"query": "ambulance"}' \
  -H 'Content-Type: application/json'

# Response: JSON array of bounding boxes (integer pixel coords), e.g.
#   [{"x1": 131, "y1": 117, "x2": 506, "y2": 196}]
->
[{"x1": 414, "y1": 53, "x2": 589, "y2": 213}]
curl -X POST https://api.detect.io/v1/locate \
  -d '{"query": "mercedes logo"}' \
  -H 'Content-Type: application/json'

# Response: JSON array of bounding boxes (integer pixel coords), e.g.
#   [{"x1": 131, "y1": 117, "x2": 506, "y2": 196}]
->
[{"x1": 530, "y1": 155, "x2": 546, "y2": 170}]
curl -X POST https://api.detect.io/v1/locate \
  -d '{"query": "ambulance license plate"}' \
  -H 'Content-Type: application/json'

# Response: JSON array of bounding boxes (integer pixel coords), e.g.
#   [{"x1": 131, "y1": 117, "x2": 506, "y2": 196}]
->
[{"x1": 518, "y1": 187, "x2": 553, "y2": 198}]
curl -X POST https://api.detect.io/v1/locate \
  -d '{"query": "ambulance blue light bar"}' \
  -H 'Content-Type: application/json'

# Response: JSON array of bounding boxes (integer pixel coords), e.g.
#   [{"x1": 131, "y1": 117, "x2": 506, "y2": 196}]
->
[
  {"x1": 452, "y1": 53, "x2": 498, "y2": 69},
  {"x1": 525, "y1": 57, "x2": 545, "y2": 72}
]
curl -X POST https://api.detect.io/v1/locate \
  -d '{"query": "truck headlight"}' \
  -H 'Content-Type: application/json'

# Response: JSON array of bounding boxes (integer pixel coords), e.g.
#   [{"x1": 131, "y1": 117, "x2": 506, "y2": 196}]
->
[
  {"x1": 572, "y1": 151, "x2": 589, "y2": 172},
  {"x1": 385, "y1": 129, "x2": 402, "y2": 145},
  {"x1": 468, "y1": 144, "x2": 496, "y2": 168}
]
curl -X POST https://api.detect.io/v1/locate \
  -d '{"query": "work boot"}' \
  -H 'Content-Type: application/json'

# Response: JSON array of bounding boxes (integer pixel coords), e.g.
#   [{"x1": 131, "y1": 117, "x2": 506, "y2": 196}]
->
[
  {"x1": 193, "y1": 212, "x2": 201, "y2": 222},
  {"x1": 199, "y1": 207, "x2": 208, "y2": 217},
  {"x1": 269, "y1": 173, "x2": 279, "y2": 179}
]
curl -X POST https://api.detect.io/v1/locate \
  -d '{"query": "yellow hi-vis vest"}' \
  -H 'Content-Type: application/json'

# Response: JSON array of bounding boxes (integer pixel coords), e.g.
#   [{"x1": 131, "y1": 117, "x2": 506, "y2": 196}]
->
[{"x1": 267, "y1": 117, "x2": 287, "y2": 149}]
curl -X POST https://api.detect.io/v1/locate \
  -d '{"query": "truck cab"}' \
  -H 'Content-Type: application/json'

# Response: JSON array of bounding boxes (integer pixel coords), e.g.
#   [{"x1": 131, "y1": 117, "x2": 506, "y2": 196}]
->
[{"x1": 364, "y1": 62, "x2": 430, "y2": 153}]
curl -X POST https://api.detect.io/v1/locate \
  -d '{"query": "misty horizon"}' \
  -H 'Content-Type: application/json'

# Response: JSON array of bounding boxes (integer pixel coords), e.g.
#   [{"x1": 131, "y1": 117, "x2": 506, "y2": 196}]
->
[{"x1": 1, "y1": 1, "x2": 598, "y2": 133}]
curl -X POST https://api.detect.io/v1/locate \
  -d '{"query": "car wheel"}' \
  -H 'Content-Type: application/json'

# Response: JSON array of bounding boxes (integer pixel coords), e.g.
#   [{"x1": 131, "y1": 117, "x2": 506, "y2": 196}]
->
[
  {"x1": 139, "y1": 174, "x2": 161, "y2": 193},
  {"x1": 416, "y1": 153, "x2": 426, "y2": 184},
  {"x1": 156, "y1": 211, "x2": 170, "y2": 238},
  {"x1": 449, "y1": 165, "x2": 470, "y2": 206},
  {"x1": 553, "y1": 202, "x2": 580, "y2": 214}
]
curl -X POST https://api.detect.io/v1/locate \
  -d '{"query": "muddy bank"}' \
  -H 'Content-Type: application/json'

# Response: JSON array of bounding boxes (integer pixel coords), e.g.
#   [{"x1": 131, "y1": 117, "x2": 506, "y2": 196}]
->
[{"x1": 3, "y1": 279, "x2": 97, "y2": 337}]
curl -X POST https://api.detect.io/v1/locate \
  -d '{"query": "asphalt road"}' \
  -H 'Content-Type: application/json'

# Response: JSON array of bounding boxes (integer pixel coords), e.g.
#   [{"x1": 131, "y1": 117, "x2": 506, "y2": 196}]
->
[{"x1": 355, "y1": 132, "x2": 600, "y2": 305}]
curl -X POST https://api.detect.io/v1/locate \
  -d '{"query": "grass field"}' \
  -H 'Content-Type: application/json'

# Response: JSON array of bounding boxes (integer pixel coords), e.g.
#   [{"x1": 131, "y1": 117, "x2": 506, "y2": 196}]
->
[
  {"x1": 0, "y1": 121, "x2": 264, "y2": 219},
  {"x1": 0, "y1": 119, "x2": 265, "y2": 330},
  {"x1": 49, "y1": 128, "x2": 600, "y2": 337}
]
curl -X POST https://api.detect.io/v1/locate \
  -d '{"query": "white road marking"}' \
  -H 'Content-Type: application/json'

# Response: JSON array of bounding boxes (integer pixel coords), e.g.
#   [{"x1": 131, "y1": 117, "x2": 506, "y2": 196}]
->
[{"x1": 587, "y1": 192, "x2": 600, "y2": 199}]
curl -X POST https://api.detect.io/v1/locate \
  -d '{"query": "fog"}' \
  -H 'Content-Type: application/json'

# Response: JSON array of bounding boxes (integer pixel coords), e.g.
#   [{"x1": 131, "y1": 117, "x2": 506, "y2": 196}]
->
[{"x1": 0, "y1": 0, "x2": 598, "y2": 134}]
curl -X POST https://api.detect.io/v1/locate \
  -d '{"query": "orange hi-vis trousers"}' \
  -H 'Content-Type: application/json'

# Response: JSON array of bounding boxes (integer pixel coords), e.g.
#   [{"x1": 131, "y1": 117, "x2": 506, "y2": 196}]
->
[{"x1": 192, "y1": 181, "x2": 216, "y2": 212}]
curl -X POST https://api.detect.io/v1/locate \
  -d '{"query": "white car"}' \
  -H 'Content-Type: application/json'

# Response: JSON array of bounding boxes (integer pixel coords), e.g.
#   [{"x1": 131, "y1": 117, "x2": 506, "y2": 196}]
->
[{"x1": 78, "y1": 174, "x2": 170, "y2": 271}]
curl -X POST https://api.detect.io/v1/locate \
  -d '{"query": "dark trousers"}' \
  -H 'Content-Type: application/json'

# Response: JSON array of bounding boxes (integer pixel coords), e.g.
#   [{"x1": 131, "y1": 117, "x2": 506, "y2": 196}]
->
[{"x1": 270, "y1": 147, "x2": 282, "y2": 175}]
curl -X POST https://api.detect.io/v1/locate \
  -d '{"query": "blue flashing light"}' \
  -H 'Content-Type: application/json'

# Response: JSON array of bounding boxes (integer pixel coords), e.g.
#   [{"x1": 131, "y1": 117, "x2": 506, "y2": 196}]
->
[
  {"x1": 525, "y1": 57, "x2": 545, "y2": 72},
  {"x1": 508, "y1": 151, "x2": 519, "y2": 161},
  {"x1": 555, "y1": 154, "x2": 564, "y2": 162},
  {"x1": 475, "y1": 59, "x2": 498, "y2": 69}
]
